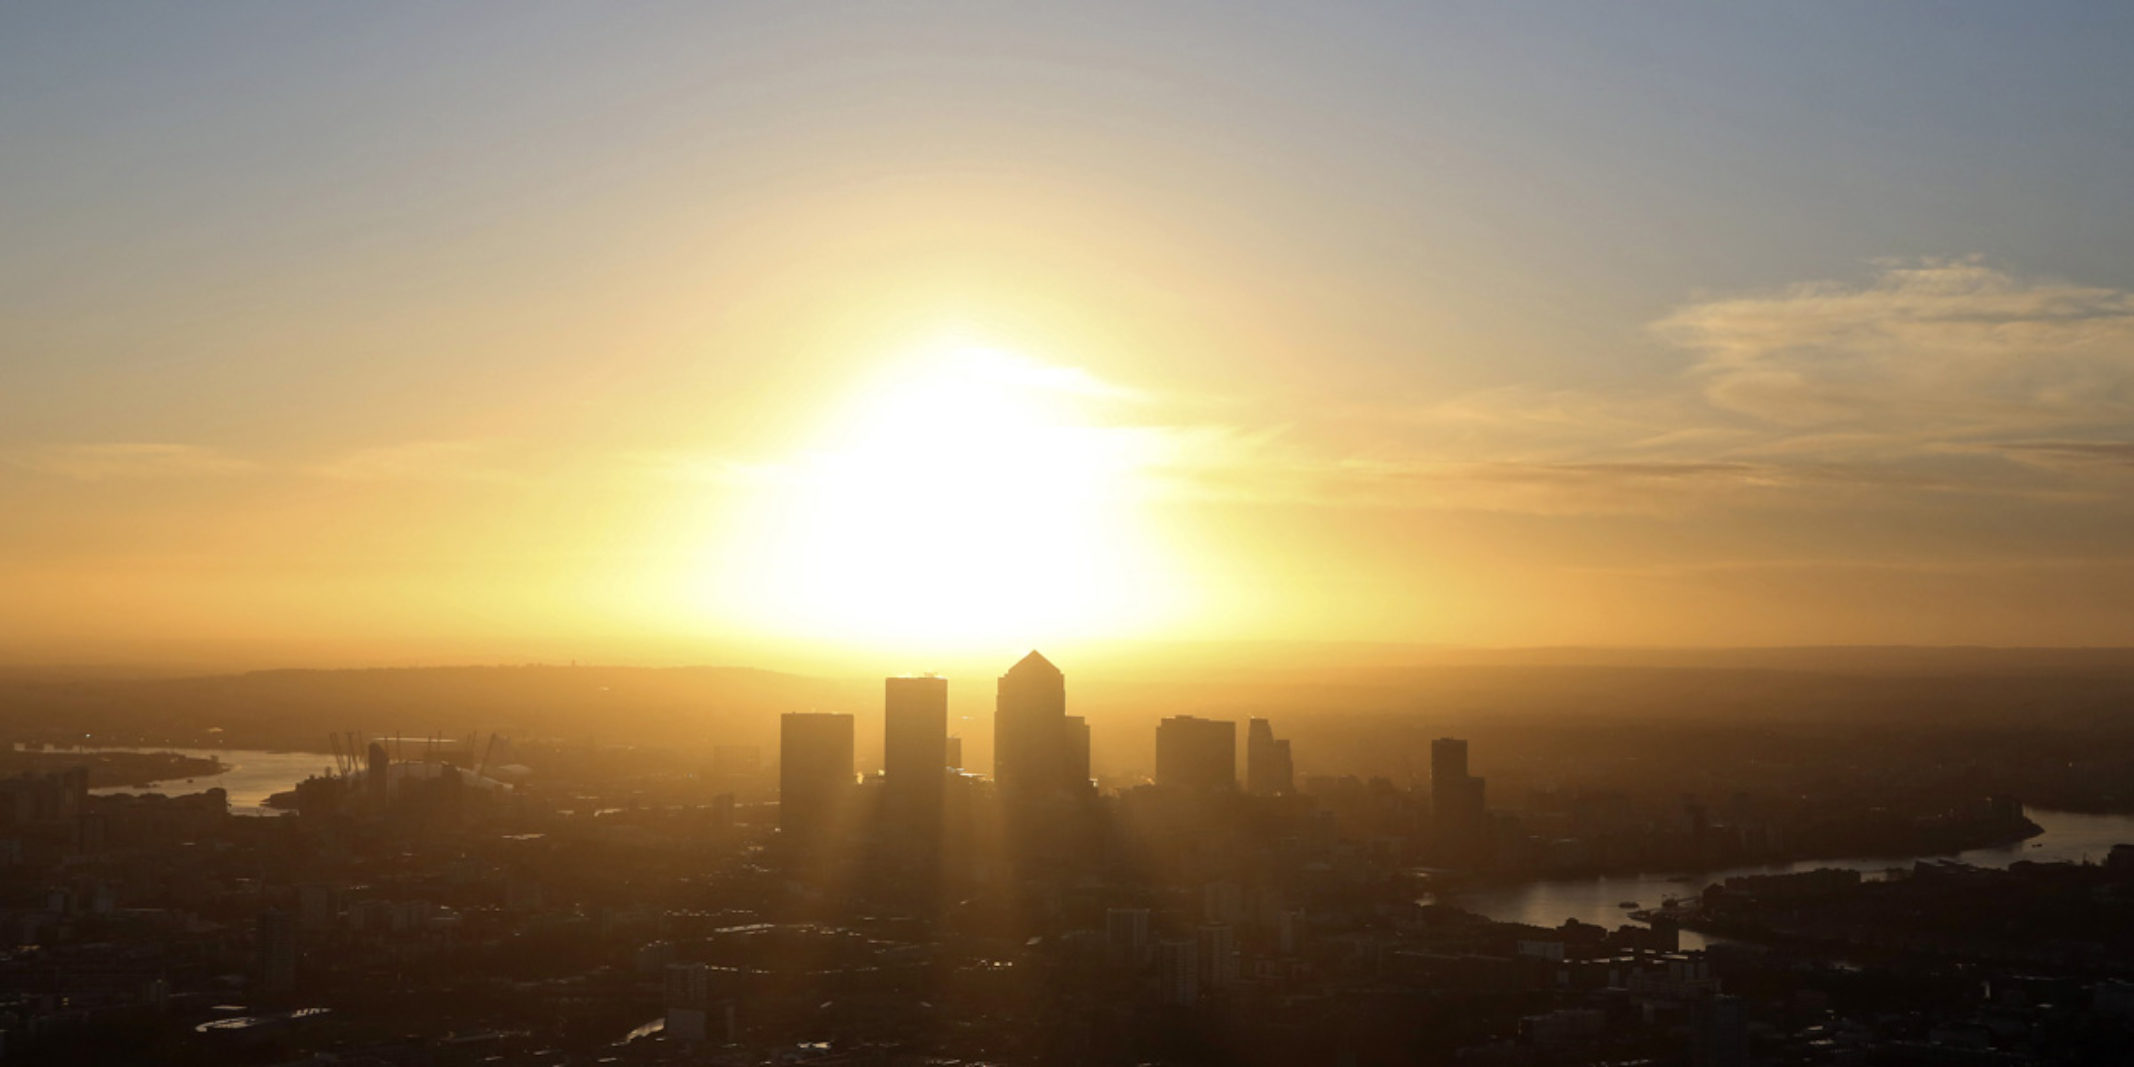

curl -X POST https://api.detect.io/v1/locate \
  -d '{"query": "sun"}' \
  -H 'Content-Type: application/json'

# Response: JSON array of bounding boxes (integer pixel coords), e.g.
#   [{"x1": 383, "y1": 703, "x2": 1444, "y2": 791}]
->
[{"x1": 701, "y1": 341, "x2": 1185, "y2": 651}]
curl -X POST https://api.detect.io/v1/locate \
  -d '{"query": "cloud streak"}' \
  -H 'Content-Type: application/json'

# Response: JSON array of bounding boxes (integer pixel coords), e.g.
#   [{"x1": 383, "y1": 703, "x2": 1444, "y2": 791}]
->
[
  {"x1": 2, "y1": 443, "x2": 258, "y2": 481},
  {"x1": 1655, "y1": 256, "x2": 2134, "y2": 433},
  {"x1": 1130, "y1": 258, "x2": 2134, "y2": 516},
  {"x1": 301, "y1": 440, "x2": 526, "y2": 484}
]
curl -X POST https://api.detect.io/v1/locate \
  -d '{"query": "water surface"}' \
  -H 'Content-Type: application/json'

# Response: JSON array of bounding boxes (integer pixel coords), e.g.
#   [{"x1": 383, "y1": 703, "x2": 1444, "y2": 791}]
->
[{"x1": 1431, "y1": 808, "x2": 2134, "y2": 950}]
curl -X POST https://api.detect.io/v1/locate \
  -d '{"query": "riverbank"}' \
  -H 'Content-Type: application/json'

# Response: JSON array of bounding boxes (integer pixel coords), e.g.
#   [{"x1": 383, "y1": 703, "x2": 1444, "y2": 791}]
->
[
  {"x1": 1473, "y1": 813, "x2": 2044, "y2": 889},
  {"x1": 6, "y1": 747, "x2": 224, "y2": 789},
  {"x1": 1430, "y1": 808, "x2": 2128, "y2": 951}
]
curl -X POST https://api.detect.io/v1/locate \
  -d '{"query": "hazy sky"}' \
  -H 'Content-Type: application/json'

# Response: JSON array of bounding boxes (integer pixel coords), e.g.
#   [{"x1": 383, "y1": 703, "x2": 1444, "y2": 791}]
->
[{"x1": 5, "y1": 3, "x2": 2133, "y2": 667}]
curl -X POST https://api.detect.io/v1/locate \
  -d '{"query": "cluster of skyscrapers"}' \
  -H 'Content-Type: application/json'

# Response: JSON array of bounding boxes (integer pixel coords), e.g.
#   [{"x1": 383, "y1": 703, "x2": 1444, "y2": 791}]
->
[{"x1": 774, "y1": 651, "x2": 1298, "y2": 837}]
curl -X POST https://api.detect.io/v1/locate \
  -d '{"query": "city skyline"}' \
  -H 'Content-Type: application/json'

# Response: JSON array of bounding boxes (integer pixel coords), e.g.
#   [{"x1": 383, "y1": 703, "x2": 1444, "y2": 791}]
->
[{"x1": 7, "y1": 4, "x2": 2134, "y2": 1063}]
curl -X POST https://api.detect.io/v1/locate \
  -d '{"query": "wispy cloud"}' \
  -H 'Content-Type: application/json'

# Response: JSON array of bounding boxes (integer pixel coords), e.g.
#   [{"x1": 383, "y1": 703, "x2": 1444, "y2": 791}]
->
[
  {"x1": 3, "y1": 443, "x2": 258, "y2": 480},
  {"x1": 1654, "y1": 256, "x2": 2134, "y2": 433},
  {"x1": 1136, "y1": 259, "x2": 2134, "y2": 516},
  {"x1": 1999, "y1": 440, "x2": 2134, "y2": 471},
  {"x1": 303, "y1": 440, "x2": 526, "y2": 484}
]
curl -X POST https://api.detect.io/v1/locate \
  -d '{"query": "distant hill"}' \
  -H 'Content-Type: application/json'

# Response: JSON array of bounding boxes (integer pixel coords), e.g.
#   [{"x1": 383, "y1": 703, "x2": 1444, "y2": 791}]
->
[{"x1": 6, "y1": 649, "x2": 2134, "y2": 775}]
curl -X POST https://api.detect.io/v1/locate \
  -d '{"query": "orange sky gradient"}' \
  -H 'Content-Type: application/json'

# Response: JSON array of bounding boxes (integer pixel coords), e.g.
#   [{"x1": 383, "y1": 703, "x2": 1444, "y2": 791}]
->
[{"x1": 5, "y1": 6, "x2": 2133, "y2": 671}]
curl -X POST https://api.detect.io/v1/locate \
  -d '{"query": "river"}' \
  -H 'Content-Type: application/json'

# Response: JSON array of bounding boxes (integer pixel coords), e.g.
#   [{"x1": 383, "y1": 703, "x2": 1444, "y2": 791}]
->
[
  {"x1": 65, "y1": 746, "x2": 336, "y2": 817},
  {"x1": 56, "y1": 750, "x2": 2134, "y2": 933},
  {"x1": 1427, "y1": 808, "x2": 2134, "y2": 950}
]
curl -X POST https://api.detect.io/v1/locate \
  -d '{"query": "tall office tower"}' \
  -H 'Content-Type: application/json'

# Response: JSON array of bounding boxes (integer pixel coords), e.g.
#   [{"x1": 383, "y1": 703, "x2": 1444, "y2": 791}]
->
[
  {"x1": 1197, "y1": 924, "x2": 1239, "y2": 990},
  {"x1": 1246, "y1": 718, "x2": 1296, "y2": 795},
  {"x1": 1158, "y1": 938, "x2": 1200, "y2": 1006},
  {"x1": 1155, "y1": 716, "x2": 1238, "y2": 790},
  {"x1": 1431, "y1": 736, "x2": 1488, "y2": 846},
  {"x1": 1431, "y1": 736, "x2": 1470, "y2": 820},
  {"x1": 1106, "y1": 906, "x2": 1151, "y2": 967},
  {"x1": 665, "y1": 962, "x2": 712, "y2": 1042},
  {"x1": 296, "y1": 884, "x2": 340, "y2": 932},
  {"x1": 944, "y1": 736, "x2": 963, "y2": 770},
  {"x1": 884, "y1": 675, "x2": 948, "y2": 812},
  {"x1": 365, "y1": 741, "x2": 390, "y2": 807},
  {"x1": 779, "y1": 713, "x2": 854, "y2": 838},
  {"x1": 994, "y1": 650, "x2": 1071, "y2": 799},
  {"x1": 1692, "y1": 994, "x2": 1748, "y2": 1067},
  {"x1": 257, "y1": 908, "x2": 297, "y2": 991},
  {"x1": 1065, "y1": 715, "x2": 1091, "y2": 789},
  {"x1": 1277, "y1": 908, "x2": 1307, "y2": 955}
]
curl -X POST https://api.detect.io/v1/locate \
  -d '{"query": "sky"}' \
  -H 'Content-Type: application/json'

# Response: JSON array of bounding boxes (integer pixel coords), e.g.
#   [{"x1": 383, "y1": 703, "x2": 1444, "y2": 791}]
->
[{"x1": 4, "y1": 2, "x2": 2133, "y2": 669}]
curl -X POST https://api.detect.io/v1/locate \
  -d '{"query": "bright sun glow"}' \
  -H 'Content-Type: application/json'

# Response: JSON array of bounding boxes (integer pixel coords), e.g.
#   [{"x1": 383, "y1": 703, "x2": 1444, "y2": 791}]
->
[{"x1": 702, "y1": 341, "x2": 1187, "y2": 649}]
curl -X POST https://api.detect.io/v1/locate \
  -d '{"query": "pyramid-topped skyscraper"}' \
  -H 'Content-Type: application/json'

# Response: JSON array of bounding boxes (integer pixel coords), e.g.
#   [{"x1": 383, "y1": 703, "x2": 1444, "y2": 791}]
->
[{"x1": 994, "y1": 651, "x2": 1088, "y2": 799}]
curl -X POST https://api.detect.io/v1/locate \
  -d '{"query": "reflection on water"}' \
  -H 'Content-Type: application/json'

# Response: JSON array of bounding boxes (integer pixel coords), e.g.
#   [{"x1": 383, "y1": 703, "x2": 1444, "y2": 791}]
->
[
  {"x1": 64, "y1": 746, "x2": 335, "y2": 816},
  {"x1": 1428, "y1": 808, "x2": 2134, "y2": 950}
]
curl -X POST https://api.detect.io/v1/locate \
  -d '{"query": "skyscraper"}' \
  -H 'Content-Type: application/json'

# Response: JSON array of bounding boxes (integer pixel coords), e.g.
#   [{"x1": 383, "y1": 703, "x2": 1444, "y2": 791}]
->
[
  {"x1": 779, "y1": 713, "x2": 854, "y2": 838},
  {"x1": 1246, "y1": 718, "x2": 1294, "y2": 796},
  {"x1": 366, "y1": 740, "x2": 389, "y2": 808},
  {"x1": 1431, "y1": 736, "x2": 1468, "y2": 818},
  {"x1": 994, "y1": 651, "x2": 1079, "y2": 799},
  {"x1": 1155, "y1": 716, "x2": 1237, "y2": 790},
  {"x1": 257, "y1": 908, "x2": 297, "y2": 992},
  {"x1": 665, "y1": 962, "x2": 712, "y2": 1043},
  {"x1": 884, "y1": 675, "x2": 948, "y2": 814},
  {"x1": 1065, "y1": 715, "x2": 1091, "y2": 790},
  {"x1": 1197, "y1": 924, "x2": 1239, "y2": 990},
  {"x1": 1431, "y1": 737, "x2": 1487, "y2": 851},
  {"x1": 1158, "y1": 938, "x2": 1199, "y2": 1006},
  {"x1": 1106, "y1": 906, "x2": 1151, "y2": 967}
]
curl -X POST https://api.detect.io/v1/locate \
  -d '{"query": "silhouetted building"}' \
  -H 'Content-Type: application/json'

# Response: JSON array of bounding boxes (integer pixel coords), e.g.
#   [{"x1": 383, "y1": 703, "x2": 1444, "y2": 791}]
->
[
  {"x1": 1158, "y1": 938, "x2": 1199, "y2": 1005},
  {"x1": 296, "y1": 884, "x2": 340, "y2": 932},
  {"x1": 994, "y1": 651, "x2": 1082, "y2": 799},
  {"x1": 1246, "y1": 718, "x2": 1294, "y2": 796},
  {"x1": 366, "y1": 741, "x2": 389, "y2": 807},
  {"x1": 1156, "y1": 716, "x2": 1236, "y2": 790},
  {"x1": 1432, "y1": 736, "x2": 1487, "y2": 841},
  {"x1": 1691, "y1": 994, "x2": 1747, "y2": 1067},
  {"x1": 1197, "y1": 924, "x2": 1239, "y2": 990},
  {"x1": 1431, "y1": 738, "x2": 1467, "y2": 803},
  {"x1": 666, "y1": 962, "x2": 712, "y2": 1042},
  {"x1": 779, "y1": 713, "x2": 854, "y2": 838},
  {"x1": 1277, "y1": 908, "x2": 1306, "y2": 955},
  {"x1": 944, "y1": 735, "x2": 963, "y2": 770},
  {"x1": 1106, "y1": 907, "x2": 1151, "y2": 967},
  {"x1": 884, "y1": 675, "x2": 948, "y2": 815},
  {"x1": 0, "y1": 767, "x2": 87, "y2": 827},
  {"x1": 257, "y1": 908, "x2": 297, "y2": 992},
  {"x1": 1066, "y1": 714, "x2": 1091, "y2": 789}
]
